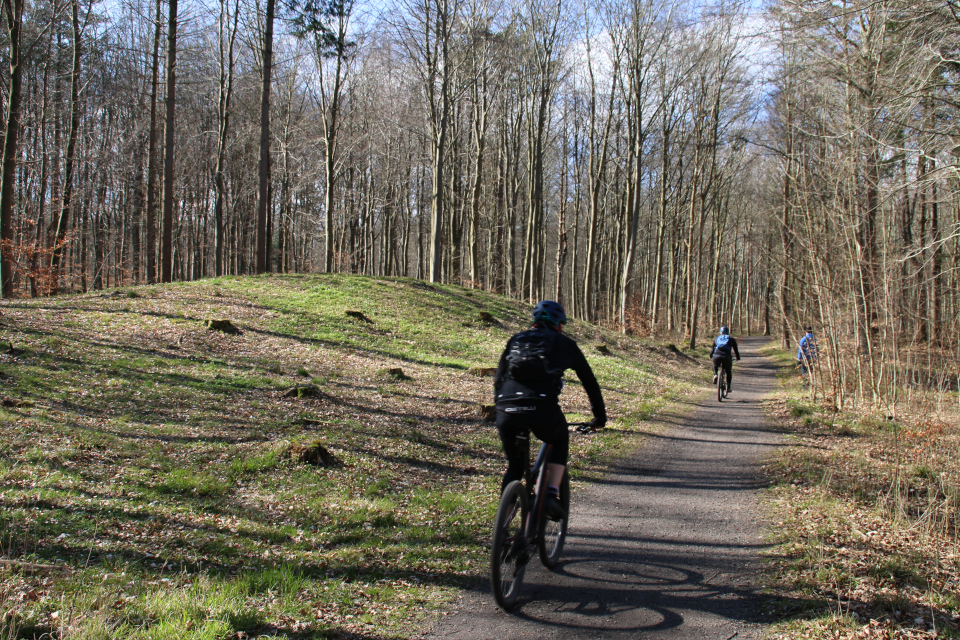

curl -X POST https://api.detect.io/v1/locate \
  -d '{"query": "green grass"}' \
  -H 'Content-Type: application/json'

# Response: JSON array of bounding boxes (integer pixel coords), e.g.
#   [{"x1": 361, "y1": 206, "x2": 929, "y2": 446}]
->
[{"x1": 0, "y1": 274, "x2": 703, "y2": 639}]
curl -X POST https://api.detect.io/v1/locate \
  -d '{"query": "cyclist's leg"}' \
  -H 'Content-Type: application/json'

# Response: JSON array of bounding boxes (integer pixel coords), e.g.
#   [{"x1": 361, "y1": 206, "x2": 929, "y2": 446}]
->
[
  {"x1": 711, "y1": 354, "x2": 724, "y2": 382},
  {"x1": 530, "y1": 404, "x2": 568, "y2": 500},
  {"x1": 496, "y1": 408, "x2": 531, "y2": 494}
]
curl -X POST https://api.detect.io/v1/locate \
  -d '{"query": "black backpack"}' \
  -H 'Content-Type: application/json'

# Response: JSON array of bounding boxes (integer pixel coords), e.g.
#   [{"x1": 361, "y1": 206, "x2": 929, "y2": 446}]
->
[{"x1": 505, "y1": 328, "x2": 560, "y2": 383}]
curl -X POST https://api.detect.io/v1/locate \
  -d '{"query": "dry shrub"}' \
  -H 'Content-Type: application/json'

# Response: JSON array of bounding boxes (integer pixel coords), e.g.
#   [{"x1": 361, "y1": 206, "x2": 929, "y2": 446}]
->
[{"x1": 622, "y1": 295, "x2": 653, "y2": 338}]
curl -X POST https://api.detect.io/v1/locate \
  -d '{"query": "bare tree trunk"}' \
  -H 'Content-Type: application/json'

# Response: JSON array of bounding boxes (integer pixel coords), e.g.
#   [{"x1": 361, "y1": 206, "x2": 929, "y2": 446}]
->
[
  {"x1": 583, "y1": 29, "x2": 616, "y2": 320},
  {"x1": 651, "y1": 111, "x2": 672, "y2": 326},
  {"x1": 144, "y1": 0, "x2": 162, "y2": 284},
  {"x1": 30, "y1": 49, "x2": 53, "y2": 296},
  {"x1": 161, "y1": 0, "x2": 178, "y2": 283},
  {"x1": 0, "y1": 0, "x2": 24, "y2": 298},
  {"x1": 468, "y1": 60, "x2": 488, "y2": 287},
  {"x1": 50, "y1": 0, "x2": 83, "y2": 293},
  {"x1": 255, "y1": 0, "x2": 276, "y2": 274},
  {"x1": 929, "y1": 158, "x2": 942, "y2": 346},
  {"x1": 214, "y1": 0, "x2": 238, "y2": 277}
]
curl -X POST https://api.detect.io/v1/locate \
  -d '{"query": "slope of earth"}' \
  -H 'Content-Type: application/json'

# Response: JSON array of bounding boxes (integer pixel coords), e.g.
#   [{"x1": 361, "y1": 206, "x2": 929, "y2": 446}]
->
[{"x1": 0, "y1": 275, "x2": 702, "y2": 640}]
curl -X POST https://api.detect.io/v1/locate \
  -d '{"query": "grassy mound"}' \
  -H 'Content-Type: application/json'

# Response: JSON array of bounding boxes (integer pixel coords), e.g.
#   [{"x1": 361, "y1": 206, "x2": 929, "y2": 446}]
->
[{"x1": 0, "y1": 274, "x2": 701, "y2": 639}]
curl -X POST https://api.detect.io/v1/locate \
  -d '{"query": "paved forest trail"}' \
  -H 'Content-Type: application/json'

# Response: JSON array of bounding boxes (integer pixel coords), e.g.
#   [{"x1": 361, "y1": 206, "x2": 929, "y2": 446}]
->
[{"x1": 418, "y1": 336, "x2": 782, "y2": 640}]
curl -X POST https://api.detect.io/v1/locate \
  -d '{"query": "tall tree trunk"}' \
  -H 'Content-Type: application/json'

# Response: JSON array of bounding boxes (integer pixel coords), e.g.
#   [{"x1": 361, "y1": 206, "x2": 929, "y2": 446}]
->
[
  {"x1": 161, "y1": 0, "x2": 178, "y2": 283},
  {"x1": 468, "y1": 68, "x2": 488, "y2": 287},
  {"x1": 0, "y1": 0, "x2": 24, "y2": 298},
  {"x1": 145, "y1": 0, "x2": 162, "y2": 284},
  {"x1": 214, "y1": 0, "x2": 238, "y2": 277},
  {"x1": 929, "y1": 158, "x2": 942, "y2": 346},
  {"x1": 50, "y1": 0, "x2": 83, "y2": 293},
  {"x1": 30, "y1": 52, "x2": 53, "y2": 297},
  {"x1": 651, "y1": 115, "x2": 673, "y2": 326},
  {"x1": 256, "y1": 0, "x2": 275, "y2": 274}
]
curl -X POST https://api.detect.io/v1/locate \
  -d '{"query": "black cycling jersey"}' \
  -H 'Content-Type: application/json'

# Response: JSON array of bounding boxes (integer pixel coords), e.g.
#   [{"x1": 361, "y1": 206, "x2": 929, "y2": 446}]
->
[
  {"x1": 493, "y1": 328, "x2": 606, "y2": 420},
  {"x1": 493, "y1": 324, "x2": 606, "y2": 492}
]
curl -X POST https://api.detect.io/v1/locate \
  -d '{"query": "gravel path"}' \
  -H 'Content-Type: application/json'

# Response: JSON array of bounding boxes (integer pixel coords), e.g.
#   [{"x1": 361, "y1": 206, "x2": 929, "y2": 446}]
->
[{"x1": 418, "y1": 336, "x2": 782, "y2": 640}]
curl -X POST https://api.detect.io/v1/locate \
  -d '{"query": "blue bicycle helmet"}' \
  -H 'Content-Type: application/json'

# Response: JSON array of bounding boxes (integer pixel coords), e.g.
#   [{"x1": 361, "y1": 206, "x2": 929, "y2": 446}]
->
[
  {"x1": 532, "y1": 300, "x2": 567, "y2": 328},
  {"x1": 720, "y1": 326, "x2": 729, "y2": 335}
]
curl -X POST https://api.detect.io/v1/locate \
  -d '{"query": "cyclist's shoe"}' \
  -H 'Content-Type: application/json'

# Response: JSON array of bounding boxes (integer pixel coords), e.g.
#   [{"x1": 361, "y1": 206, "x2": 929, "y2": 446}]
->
[
  {"x1": 516, "y1": 546, "x2": 532, "y2": 567},
  {"x1": 713, "y1": 374, "x2": 718, "y2": 384},
  {"x1": 544, "y1": 490, "x2": 566, "y2": 521}
]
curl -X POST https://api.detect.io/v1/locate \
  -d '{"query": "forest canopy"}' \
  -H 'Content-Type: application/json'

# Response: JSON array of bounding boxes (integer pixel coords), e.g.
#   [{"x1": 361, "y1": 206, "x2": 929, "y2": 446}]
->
[{"x1": 0, "y1": 0, "x2": 957, "y2": 407}]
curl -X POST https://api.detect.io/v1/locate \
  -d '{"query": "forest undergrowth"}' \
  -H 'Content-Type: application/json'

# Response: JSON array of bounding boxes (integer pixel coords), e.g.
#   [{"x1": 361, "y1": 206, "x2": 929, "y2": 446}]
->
[
  {"x1": 761, "y1": 346, "x2": 960, "y2": 640},
  {"x1": 0, "y1": 274, "x2": 702, "y2": 640}
]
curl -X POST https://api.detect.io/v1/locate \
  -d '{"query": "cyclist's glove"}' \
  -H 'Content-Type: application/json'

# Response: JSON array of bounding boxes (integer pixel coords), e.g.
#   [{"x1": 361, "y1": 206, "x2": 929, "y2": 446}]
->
[{"x1": 589, "y1": 416, "x2": 607, "y2": 431}]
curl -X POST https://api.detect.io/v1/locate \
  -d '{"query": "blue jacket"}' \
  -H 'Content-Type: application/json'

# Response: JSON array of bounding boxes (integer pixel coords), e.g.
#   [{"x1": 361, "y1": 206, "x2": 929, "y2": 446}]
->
[
  {"x1": 710, "y1": 334, "x2": 740, "y2": 359},
  {"x1": 797, "y1": 333, "x2": 818, "y2": 361}
]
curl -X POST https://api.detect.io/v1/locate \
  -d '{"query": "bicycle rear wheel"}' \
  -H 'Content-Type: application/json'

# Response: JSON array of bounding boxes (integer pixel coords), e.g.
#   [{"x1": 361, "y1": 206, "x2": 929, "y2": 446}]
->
[
  {"x1": 538, "y1": 471, "x2": 569, "y2": 568},
  {"x1": 717, "y1": 368, "x2": 726, "y2": 402},
  {"x1": 490, "y1": 480, "x2": 529, "y2": 609}
]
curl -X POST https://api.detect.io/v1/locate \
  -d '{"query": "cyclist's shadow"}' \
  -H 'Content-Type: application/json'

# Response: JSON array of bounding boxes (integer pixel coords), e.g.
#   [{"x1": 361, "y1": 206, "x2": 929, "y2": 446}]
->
[{"x1": 495, "y1": 543, "x2": 783, "y2": 634}]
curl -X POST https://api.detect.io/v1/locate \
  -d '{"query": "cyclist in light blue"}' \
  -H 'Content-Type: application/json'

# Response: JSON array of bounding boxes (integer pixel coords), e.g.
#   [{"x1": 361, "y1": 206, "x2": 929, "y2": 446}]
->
[
  {"x1": 710, "y1": 327, "x2": 741, "y2": 392},
  {"x1": 797, "y1": 326, "x2": 818, "y2": 377}
]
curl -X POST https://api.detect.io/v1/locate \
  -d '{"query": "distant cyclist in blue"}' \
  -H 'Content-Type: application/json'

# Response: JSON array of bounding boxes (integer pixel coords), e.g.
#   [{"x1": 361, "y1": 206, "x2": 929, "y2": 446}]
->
[
  {"x1": 710, "y1": 327, "x2": 741, "y2": 392},
  {"x1": 797, "y1": 326, "x2": 818, "y2": 377}
]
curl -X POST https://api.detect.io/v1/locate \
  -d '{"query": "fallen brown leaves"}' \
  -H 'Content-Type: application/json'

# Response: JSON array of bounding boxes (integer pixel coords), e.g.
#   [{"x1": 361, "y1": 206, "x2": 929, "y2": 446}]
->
[{"x1": 763, "y1": 394, "x2": 960, "y2": 640}]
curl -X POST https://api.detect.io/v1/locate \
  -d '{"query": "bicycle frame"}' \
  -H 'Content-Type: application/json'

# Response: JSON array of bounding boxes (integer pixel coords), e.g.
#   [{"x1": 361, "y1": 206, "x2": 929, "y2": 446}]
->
[
  {"x1": 490, "y1": 422, "x2": 590, "y2": 608},
  {"x1": 524, "y1": 441, "x2": 551, "y2": 534}
]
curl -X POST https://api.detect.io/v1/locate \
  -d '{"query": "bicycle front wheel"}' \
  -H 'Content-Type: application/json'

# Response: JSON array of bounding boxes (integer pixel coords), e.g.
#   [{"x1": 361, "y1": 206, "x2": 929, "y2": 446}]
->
[
  {"x1": 490, "y1": 480, "x2": 529, "y2": 609},
  {"x1": 538, "y1": 472, "x2": 569, "y2": 568}
]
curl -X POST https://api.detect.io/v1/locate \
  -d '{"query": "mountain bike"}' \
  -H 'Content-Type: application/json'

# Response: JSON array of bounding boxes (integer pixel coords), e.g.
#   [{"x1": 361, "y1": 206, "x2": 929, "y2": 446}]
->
[
  {"x1": 717, "y1": 364, "x2": 729, "y2": 402},
  {"x1": 490, "y1": 422, "x2": 593, "y2": 609}
]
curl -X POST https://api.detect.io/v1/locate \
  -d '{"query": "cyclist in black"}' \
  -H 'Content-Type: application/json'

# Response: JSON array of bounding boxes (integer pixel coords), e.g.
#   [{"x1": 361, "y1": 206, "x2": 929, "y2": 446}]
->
[
  {"x1": 493, "y1": 300, "x2": 606, "y2": 520},
  {"x1": 710, "y1": 326, "x2": 741, "y2": 392}
]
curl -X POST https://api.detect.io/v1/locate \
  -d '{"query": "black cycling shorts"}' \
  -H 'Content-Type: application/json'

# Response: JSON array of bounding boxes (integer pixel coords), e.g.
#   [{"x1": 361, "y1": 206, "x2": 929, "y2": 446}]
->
[
  {"x1": 712, "y1": 353, "x2": 733, "y2": 379},
  {"x1": 496, "y1": 402, "x2": 568, "y2": 488}
]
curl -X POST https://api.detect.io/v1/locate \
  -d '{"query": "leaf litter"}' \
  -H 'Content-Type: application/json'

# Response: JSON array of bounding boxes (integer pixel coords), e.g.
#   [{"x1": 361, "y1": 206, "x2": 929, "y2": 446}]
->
[{"x1": 762, "y1": 390, "x2": 960, "y2": 640}]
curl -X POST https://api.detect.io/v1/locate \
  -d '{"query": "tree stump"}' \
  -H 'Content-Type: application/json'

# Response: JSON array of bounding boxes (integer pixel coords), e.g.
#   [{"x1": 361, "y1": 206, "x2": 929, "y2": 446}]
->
[
  {"x1": 205, "y1": 319, "x2": 240, "y2": 334},
  {"x1": 478, "y1": 311, "x2": 497, "y2": 325},
  {"x1": 283, "y1": 384, "x2": 321, "y2": 398},
  {"x1": 380, "y1": 367, "x2": 411, "y2": 381},
  {"x1": 288, "y1": 440, "x2": 339, "y2": 467},
  {"x1": 480, "y1": 404, "x2": 496, "y2": 422},
  {"x1": 595, "y1": 344, "x2": 611, "y2": 355},
  {"x1": 469, "y1": 367, "x2": 497, "y2": 377}
]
